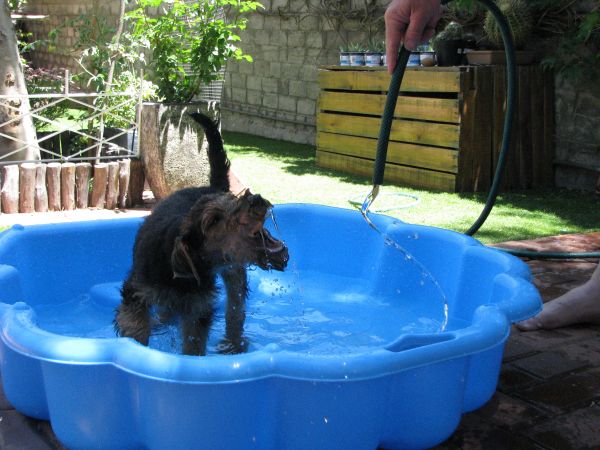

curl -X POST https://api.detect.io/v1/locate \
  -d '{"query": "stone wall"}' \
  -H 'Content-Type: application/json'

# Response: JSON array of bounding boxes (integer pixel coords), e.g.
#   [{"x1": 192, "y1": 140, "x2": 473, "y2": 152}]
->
[
  {"x1": 221, "y1": 0, "x2": 387, "y2": 145},
  {"x1": 22, "y1": 0, "x2": 121, "y2": 72}
]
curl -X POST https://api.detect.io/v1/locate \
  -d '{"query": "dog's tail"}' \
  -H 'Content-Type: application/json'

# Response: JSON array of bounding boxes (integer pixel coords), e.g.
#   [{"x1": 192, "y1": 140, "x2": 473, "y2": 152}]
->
[{"x1": 189, "y1": 112, "x2": 231, "y2": 192}]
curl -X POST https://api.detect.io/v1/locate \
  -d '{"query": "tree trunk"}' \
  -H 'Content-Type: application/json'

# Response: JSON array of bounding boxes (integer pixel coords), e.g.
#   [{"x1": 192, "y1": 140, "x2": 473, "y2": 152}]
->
[{"x1": 0, "y1": 2, "x2": 39, "y2": 162}]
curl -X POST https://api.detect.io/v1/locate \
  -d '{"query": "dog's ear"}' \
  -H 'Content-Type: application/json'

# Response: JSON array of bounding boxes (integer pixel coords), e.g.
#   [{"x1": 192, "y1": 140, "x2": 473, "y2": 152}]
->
[
  {"x1": 171, "y1": 237, "x2": 199, "y2": 283},
  {"x1": 200, "y1": 206, "x2": 224, "y2": 235}
]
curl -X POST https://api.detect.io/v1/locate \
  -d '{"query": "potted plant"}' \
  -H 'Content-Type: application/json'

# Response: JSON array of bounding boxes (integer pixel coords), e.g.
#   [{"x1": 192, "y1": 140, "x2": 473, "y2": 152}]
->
[
  {"x1": 417, "y1": 43, "x2": 436, "y2": 67},
  {"x1": 125, "y1": 0, "x2": 260, "y2": 198},
  {"x1": 347, "y1": 42, "x2": 366, "y2": 66},
  {"x1": 431, "y1": 21, "x2": 465, "y2": 66},
  {"x1": 466, "y1": 0, "x2": 535, "y2": 65},
  {"x1": 339, "y1": 45, "x2": 350, "y2": 66},
  {"x1": 365, "y1": 39, "x2": 385, "y2": 67}
]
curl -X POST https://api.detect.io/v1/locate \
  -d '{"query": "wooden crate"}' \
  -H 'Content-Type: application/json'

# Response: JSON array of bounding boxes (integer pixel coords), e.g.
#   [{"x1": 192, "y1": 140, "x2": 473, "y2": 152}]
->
[{"x1": 316, "y1": 65, "x2": 554, "y2": 192}]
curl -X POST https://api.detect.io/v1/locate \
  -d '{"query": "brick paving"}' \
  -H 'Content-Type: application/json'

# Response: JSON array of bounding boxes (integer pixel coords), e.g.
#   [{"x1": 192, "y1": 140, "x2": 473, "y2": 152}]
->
[{"x1": 0, "y1": 212, "x2": 598, "y2": 449}]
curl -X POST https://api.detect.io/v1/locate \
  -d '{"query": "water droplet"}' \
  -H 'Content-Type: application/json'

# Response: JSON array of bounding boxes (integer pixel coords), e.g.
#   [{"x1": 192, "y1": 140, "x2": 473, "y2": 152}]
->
[{"x1": 324, "y1": 417, "x2": 329, "y2": 424}]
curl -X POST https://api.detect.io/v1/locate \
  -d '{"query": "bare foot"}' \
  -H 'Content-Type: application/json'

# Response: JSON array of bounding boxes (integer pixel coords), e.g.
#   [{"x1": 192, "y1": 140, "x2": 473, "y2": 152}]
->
[{"x1": 516, "y1": 280, "x2": 600, "y2": 331}]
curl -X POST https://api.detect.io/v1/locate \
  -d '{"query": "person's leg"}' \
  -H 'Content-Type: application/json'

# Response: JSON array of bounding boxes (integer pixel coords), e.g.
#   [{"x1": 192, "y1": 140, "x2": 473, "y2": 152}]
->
[{"x1": 516, "y1": 263, "x2": 600, "y2": 330}]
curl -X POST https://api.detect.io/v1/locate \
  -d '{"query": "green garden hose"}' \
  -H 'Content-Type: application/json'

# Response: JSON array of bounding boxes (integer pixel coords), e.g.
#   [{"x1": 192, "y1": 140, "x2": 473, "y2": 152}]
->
[{"x1": 371, "y1": 0, "x2": 600, "y2": 260}]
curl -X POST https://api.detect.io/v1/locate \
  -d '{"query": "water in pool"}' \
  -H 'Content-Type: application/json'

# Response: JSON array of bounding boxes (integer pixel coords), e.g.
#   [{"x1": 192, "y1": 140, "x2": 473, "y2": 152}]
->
[{"x1": 32, "y1": 257, "x2": 449, "y2": 356}]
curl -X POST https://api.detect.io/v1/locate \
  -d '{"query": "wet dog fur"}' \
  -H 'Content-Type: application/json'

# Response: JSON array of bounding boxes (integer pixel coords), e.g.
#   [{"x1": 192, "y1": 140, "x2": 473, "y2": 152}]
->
[{"x1": 114, "y1": 113, "x2": 289, "y2": 355}]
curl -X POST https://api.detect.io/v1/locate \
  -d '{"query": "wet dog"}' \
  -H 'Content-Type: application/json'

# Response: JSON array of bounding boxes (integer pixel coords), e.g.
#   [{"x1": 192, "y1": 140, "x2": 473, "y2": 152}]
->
[{"x1": 114, "y1": 113, "x2": 289, "y2": 355}]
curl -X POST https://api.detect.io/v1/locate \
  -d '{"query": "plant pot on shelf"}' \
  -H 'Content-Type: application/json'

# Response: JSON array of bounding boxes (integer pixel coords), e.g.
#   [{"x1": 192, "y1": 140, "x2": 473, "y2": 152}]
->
[
  {"x1": 435, "y1": 39, "x2": 465, "y2": 66},
  {"x1": 349, "y1": 52, "x2": 365, "y2": 66},
  {"x1": 364, "y1": 52, "x2": 383, "y2": 67},
  {"x1": 465, "y1": 50, "x2": 536, "y2": 65},
  {"x1": 339, "y1": 52, "x2": 350, "y2": 66}
]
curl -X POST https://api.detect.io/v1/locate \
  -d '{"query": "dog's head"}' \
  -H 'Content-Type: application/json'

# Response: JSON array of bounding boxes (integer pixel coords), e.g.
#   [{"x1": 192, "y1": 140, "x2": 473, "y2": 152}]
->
[{"x1": 174, "y1": 191, "x2": 289, "y2": 277}]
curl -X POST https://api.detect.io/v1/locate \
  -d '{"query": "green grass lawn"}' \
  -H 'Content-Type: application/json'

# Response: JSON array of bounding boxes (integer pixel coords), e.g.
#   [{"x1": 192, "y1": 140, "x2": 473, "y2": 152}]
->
[{"x1": 223, "y1": 131, "x2": 600, "y2": 245}]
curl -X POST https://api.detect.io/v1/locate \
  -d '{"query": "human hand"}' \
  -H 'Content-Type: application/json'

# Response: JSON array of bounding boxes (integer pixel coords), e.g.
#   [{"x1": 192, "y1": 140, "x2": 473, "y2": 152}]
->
[{"x1": 384, "y1": 0, "x2": 443, "y2": 72}]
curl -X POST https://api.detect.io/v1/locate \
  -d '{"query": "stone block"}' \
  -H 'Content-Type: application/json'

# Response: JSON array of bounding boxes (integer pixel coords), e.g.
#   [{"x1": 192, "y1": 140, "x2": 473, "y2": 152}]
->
[
  {"x1": 297, "y1": 98, "x2": 316, "y2": 116},
  {"x1": 279, "y1": 96, "x2": 297, "y2": 113},
  {"x1": 289, "y1": 80, "x2": 307, "y2": 97},
  {"x1": 287, "y1": 31, "x2": 307, "y2": 48},
  {"x1": 246, "y1": 13, "x2": 265, "y2": 30},
  {"x1": 262, "y1": 77, "x2": 279, "y2": 94},
  {"x1": 278, "y1": 80, "x2": 289, "y2": 96},
  {"x1": 247, "y1": 90, "x2": 263, "y2": 106},
  {"x1": 262, "y1": 44, "x2": 281, "y2": 62},
  {"x1": 269, "y1": 62, "x2": 282, "y2": 78},
  {"x1": 246, "y1": 75, "x2": 262, "y2": 91},
  {"x1": 281, "y1": 63, "x2": 303, "y2": 80},
  {"x1": 231, "y1": 87, "x2": 247, "y2": 103},
  {"x1": 262, "y1": 93, "x2": 279, "y2": 109},
  {"x1": 238, "y1": 61, "x2": 255, "y2": 75},
  {"x1": 231, "y1": 74, "x2": 247, "y2": 89},
  {"x1": 300, "y1": 65, "x2": 317, "y2": 82}
]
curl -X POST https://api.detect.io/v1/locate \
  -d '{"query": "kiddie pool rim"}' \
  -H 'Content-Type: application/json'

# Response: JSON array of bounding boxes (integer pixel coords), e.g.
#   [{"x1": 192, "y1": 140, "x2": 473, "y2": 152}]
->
[{"x1": 0, "y1": 204, "x2": 541, "y2": 384}]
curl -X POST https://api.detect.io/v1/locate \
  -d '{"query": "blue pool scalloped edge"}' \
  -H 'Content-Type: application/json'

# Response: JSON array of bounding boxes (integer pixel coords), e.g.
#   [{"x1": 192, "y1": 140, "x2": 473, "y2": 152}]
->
[{"x1": 0, "y1": 204, "x2": 541, "y2": 450}]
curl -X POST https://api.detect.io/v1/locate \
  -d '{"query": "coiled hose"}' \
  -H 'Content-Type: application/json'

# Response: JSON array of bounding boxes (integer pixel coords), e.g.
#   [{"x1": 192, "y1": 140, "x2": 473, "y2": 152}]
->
[{"x1": 371, "y1": 0, "x2": 600, "y2": 260}]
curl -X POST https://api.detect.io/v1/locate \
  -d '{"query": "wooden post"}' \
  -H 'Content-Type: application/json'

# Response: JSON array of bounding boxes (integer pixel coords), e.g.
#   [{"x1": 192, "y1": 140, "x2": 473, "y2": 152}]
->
[
  {"x1": 1, "y1": 165, "x2": 19, "y2": 213},
  {"x1": 90, "y1": 163, "x2": 108, "y2": 208},
  {"x1": 61, "y1": 163, "x2": 76, "y2": 211},
  {"x1": 46, "y1": 163, "x2": 61, "y2": 211},
  {"x1": 19, "y1": 163, "x2": 36, "y2": 213},
  {"x1": 105, "y1": 161, "x2": 120, "y2": 209},
  {"x1": 34, "y1": 163, "x2": 48, "y2": 212},
  {"x1": 127, "y1": 159, "x2": 144, "y2": 207},
  {"x1": 118, "y1": 159, "x2": 131, "y2": 209},
  {"x1": 75, "y1": 162, "x2": 92, "y2": 209}
]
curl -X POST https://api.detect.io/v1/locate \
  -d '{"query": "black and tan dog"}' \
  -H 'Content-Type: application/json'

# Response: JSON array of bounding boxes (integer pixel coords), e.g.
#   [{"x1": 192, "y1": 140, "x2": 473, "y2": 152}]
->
[{"x1": 115, "y1": 113, "x2": 289, "y2": 355}]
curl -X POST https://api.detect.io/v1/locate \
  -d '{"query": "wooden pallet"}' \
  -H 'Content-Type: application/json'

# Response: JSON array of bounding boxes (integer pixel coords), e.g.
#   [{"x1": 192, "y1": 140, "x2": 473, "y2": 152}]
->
[{"x1": 316, "y1": 65, "x2": 554, "y2": 192}]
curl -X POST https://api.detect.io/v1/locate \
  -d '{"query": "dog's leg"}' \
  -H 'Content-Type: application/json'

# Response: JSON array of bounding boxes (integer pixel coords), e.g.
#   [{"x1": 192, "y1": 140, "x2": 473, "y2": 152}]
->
[
  {"x1": 179, "y1": 291, "x2": 215, "y2": 356},
  {"x1": 217, "y1": 266, "x2": 249, "y2": 354},
  {"x1": 115, "y1": 280, "x2": 153, "y2": 346}
]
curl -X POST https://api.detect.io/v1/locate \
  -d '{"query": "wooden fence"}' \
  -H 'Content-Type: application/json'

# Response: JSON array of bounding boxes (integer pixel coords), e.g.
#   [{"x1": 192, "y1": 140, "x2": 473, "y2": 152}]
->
[{"x1": 0, "y1": 159, "x2": 145, "y2": 214}]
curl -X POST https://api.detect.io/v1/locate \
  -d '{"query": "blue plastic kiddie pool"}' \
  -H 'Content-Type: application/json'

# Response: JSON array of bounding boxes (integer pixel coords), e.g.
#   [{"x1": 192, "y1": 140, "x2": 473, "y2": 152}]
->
[{"x1": 0, "y1": 204, "x2": 540, "y2": 449}]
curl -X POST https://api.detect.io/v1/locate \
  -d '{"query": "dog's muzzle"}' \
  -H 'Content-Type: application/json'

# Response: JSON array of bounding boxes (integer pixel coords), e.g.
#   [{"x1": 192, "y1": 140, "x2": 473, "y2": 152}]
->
[{"x1": 258, "y1": 228, "x2": 289, "y2": 271}]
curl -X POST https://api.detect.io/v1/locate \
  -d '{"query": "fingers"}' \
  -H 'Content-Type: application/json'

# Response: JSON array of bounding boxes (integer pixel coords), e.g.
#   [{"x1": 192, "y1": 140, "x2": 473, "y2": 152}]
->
[{"x1": 385, "y1": 23, "x2": 404, "y2": 74}]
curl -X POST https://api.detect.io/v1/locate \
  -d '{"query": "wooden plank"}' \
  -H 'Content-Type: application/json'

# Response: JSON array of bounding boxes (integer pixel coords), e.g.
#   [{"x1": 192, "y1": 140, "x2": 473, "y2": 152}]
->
[
  {"x1": 118, "y1": 159, "x2": 131, "y2": 208},
  {"x1": 318, "y1": 69, "x2": 461, "y2": 93},
  {"x1": 317, "y1": 132, "x2": 458, "y2": 173},
  {"x1": 34, "y1": 163, "x2": 48, "y2": 212},
  {"x1": 1, "y1": 165, "x2": 19, "y2": 213},
  {"x1": 457, "y1": 67, "x2": 494, "y2": 192},
  {"x1": 61, "y1": 163, "x2": 76, "y2": 211},
  {"x1": 316, "y1": 112, "x2": 459, "y2": 148},
  {"x1": 19, "y1": 163, "x2": 36, "y2": 213},
  {"x1": 318, "y1": 91, "x2": 460, "y2": 123},
  {"x1": 91, "y1": 163, "x2": 108, "y2": 208},
  {"x1": 541, "y1": 69, "x2": 555, "y2": 186},
  {"x1": 316, "y1": 150, "x2": 456, "y2": 191},
  {"x1": 517, "y1": 66, "x2": 532, "y2": 189},
  {"x1": 46, "y1": 163, "x2": 61, "y2": 211},
  {"x1": 127, "y1": 159, "x2": 144, "y2": 207},
  {"x1": 105, "y1": 161, "x2": 120, "y2": 209},
  {"x1": 75, "y1": 162, "x2": 92, "y2": 209}
]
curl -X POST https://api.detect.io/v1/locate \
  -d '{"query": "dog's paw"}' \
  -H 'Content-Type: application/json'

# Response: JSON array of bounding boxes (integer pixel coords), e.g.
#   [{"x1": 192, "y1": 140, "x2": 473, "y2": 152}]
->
[{"x1": 217, "y1": 336, "x2": 249, "y2": 354}]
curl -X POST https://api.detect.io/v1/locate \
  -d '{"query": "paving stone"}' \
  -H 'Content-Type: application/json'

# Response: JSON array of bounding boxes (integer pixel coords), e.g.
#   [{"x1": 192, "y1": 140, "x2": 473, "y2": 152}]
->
[
  {"x1": 473, "y1": 391, "x2": 547, "y2": 430},
  {"x1": 527, "y1": 404, "x2": 600, "y2": 450},
  {"x1": 432, "y1": 412, "x2": 539, "y2": 450},
  {"x1": 498, "y1": 364, "x2": 542, "y2": 393},
  {"x1": 502, "y1": 334, "x2": 539, "y2": 361},
  {"x1": 517, "y1": 368, "x2": 600, "y2": 414},
  {"x1": 0, "y1": 411, "x2": 58, "y2": 450},
  {"x1": 0, "y1": 379, "x2": 14, "y2": 411},
  {"x1": 512, "y1": 350, "x2": 589, "y2": 379}
]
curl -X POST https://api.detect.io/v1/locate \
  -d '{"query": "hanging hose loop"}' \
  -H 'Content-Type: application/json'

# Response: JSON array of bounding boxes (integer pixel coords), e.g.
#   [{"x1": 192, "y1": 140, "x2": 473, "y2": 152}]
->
[{"x1": 463, "y1": 0, "x2": 517, "y2": 236}]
